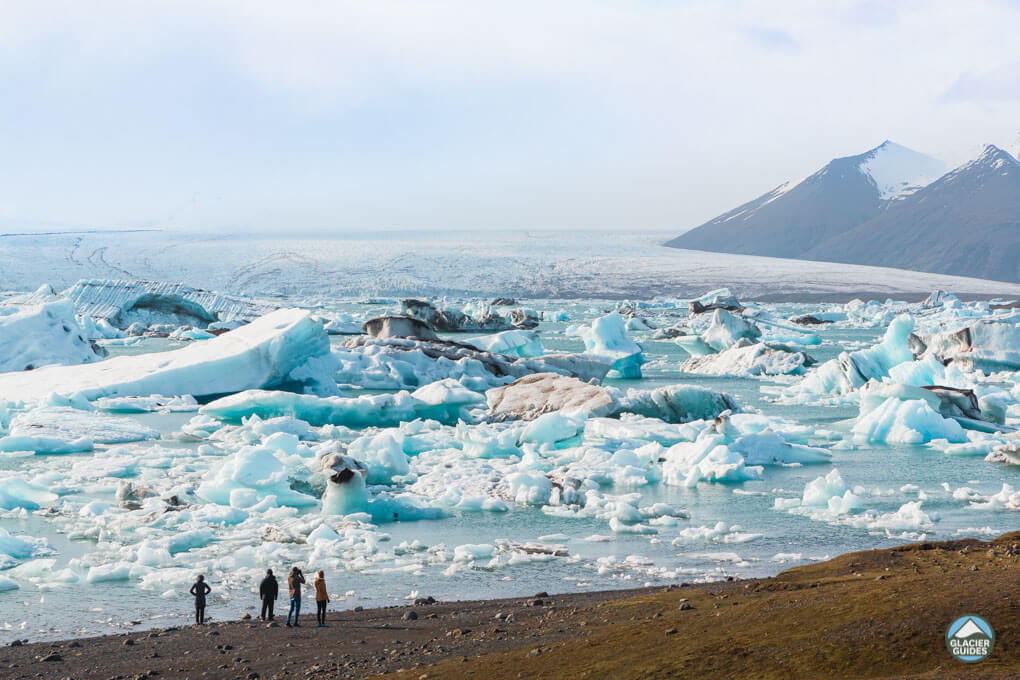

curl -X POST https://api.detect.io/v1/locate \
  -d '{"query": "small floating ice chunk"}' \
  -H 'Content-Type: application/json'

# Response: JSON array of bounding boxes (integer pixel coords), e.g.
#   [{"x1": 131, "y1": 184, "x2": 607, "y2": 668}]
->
[
  {"x1": 800, "y1": 469, "x2": 864, "y2": 514},
  {"x1": 507, "y1": 471, "x2": 552, "y2": 505},
  {"x1": 453, "y1": 544, "x2": 495, "y2": 562},
  {"x1": 0, "y1": 529, "x2": 54, "y2": 568},
  {"x1": 867, "y1": 501, "x2": 936, "y2": 532},
  {"x1": 86, "y1": 562, "x2": 136, "y2": 583}
]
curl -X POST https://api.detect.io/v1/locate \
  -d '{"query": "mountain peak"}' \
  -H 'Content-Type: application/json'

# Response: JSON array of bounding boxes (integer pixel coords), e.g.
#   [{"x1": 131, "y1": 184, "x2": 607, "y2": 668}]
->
[
  {"x1": 666, "y1": 137, "x2": 1019, "y2": 282},
  {"x1": 976, "y1": 144, "x2": 1013, "y2": 162},
  {"x1": 856, "y1": 141, "x2": 945, "y2": 199}
]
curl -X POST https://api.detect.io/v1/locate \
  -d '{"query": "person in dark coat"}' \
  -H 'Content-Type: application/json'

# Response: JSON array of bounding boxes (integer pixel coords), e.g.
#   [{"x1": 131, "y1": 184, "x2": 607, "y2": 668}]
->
[
  {"x1": 286, "y1": 566, "x2": 305, "y2": 627},
  {"x1": 189, "y1": 574, "x2": 211, "y2": 625},
  {"x1": 259, "y1": 569, "x2": 279, "y2": 621}
]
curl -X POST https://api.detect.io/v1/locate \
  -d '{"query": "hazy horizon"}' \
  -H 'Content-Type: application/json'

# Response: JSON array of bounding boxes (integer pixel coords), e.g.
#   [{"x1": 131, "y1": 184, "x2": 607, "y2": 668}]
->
[{"x1": 2, "y1": 0, "x2": 1019, "y2": 233}]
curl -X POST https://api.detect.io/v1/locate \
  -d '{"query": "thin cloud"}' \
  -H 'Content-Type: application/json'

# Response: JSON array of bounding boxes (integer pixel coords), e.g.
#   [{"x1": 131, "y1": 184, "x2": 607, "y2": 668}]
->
[
  {"x1": 742, "y1": 26, "x2": 800, "y2": 53},
  {"x1": 943, "y1": 62, "x2": 1020, "y2": 103}
]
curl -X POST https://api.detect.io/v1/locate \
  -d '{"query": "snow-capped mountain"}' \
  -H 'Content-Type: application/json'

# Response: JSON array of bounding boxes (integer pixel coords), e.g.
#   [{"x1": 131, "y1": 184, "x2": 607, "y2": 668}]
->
[
  {"x1": 666, "y1": 141, "x2": 946, "y2": 258},
  {"x1": 803, "y1": 145, "x2": 1020, "y2": 282}
]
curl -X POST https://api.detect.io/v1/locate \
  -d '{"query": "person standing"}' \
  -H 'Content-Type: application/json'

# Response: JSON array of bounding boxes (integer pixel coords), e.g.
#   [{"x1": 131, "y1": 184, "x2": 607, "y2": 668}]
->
[
  {"x1": 259, "y1": 569, "x2": 279, "y2": 621},
  {"x1": 314, "y1": 570, "x2": 329, "y2": 627},
  {"x1": 286, "y1": 566, "x2": 305, "y2": 627},
  {"x1": 190, "y1": 574, "x2": 211, "y2": 625}
]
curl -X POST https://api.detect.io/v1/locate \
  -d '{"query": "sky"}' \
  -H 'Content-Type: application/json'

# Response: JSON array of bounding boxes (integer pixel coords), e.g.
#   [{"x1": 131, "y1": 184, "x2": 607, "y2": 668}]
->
[{"x1": 1, "y1": 0, "x2": 1019, "y2": 233}]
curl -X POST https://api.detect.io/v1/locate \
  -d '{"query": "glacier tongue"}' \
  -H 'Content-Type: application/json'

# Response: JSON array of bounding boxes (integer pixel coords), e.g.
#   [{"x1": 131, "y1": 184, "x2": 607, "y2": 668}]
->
[{"x1": 0, "y1": 308, "x2": 337, "y2": 402}]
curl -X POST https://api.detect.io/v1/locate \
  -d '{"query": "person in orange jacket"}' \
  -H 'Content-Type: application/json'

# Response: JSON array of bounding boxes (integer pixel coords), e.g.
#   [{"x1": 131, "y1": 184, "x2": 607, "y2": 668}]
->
[{"x1": 314, "y1": 570, "x2": 329, "y2": 627}]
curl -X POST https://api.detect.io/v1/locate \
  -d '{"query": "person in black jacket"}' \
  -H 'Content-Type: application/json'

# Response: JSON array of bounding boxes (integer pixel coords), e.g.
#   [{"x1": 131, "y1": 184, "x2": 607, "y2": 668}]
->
[
  {"x1": 259, "y1": 569, "x2": 279, "y2": 621},
  {"x1": 189, "y1": 574, "x2": 211, "y2": 625}
]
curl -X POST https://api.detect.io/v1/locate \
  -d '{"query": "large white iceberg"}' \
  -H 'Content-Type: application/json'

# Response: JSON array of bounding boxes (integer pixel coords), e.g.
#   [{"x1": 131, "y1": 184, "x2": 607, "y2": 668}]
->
[
  {"x1": 916, "y1": 321, "x2": 1020, "y2": 374},
  {"x1": 0, "y1": 308, "x2": 339, "y2": 402},
  {"x1": 788, "y1": 314, "x2": 917, "y2": 398},
  {"x1": 852, "y1": 398, "x2": 968, "y2": 445},
  {"x1": 0, "y1": 299, "x2": 105, "y2": 372}
]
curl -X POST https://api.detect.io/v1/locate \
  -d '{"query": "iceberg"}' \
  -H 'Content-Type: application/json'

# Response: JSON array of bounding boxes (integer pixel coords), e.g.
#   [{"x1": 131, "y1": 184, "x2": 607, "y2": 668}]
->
[
  {"x1": 617, "y1": 385, "x2": 739, "y2": 423},
  {"x1": 337, "y1": 335, "x2": 610, "y2": 391},
  {"x1": 7, "y1": 406, "x2": 160, "y2": 444},
  {"x1": 0, "y1": 434, "x2": 93, "y2": 454},
  {"x1": 0, "y1": 529, "x2": 54, "y2": 568},
  {"x1": 856, "y1": 381, "x2": 1004, "y2": 435},
  {"x1": 0, "y1": 477, "x2": 58, "y2": 510},
  {"x1": 201, "y1": 380, "x2": 483, "y2": 427},
  {"x1": 580, "y1": 312, "x2": 645, "y2": 378},
  {"x1": 852, "y1": 395, "x2": 968, "y2": 445},
  {"x1": 487, "y1": 373, "x2": 616, "y2": 422},
  {"x1": 319, "y1": 453, "x2": 370, "y2": 515},
  {"x1": 401, "y1": 299, "x2": 512, "y2": 332},
  {"x1": 0, "y1": 299, "x2": 105, "y2": 372},
  {"x1": 915, "y1": 321, "x2": 1020, "y2": 374},
  {"x1": 487, "y1": 374, "x2": 740, "y2": 424},
  {"x1": 699, "y1": 309, "x2": 762, "y2": 352},
  {"x1": 679, "y1": 341, "x2": 811, "y2": 376},
  {"x1": 662, "y1": 413, "x2": 830, "y2": 487},
  {"x1": 196, "y1": 444, "x2": 318, "y2": 507},
  {"x1": 363, "y1": 315, "x2": 438, "y2": 340},
  {"x1": 775, "y1": 469, "x2": 864, "y2": 519},
  {"x1": 61, "y1": 279, "x2": 274, "y2": 327},
  {"x1": 662, "y1": 436, "x2": 763, "y2": 486},
  {"x1": 789, "y1": 314, "x2": 916, "y2": 397},
  {"x1": 687, "y1": 288, "x2": 742, "y2": 314},
  {"x1": 465, "y1": 330, "x2": 544, "y2": 358},
  {"x1": 0, "y1": 308, "x2": 339, "y2": 402}
]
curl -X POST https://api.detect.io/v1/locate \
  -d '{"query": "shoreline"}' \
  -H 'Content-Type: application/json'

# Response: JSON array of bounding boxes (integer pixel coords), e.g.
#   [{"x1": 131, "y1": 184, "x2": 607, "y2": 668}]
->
[{"x1": 4, "y1": 531, "x2": 1018, "y2": 679}]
